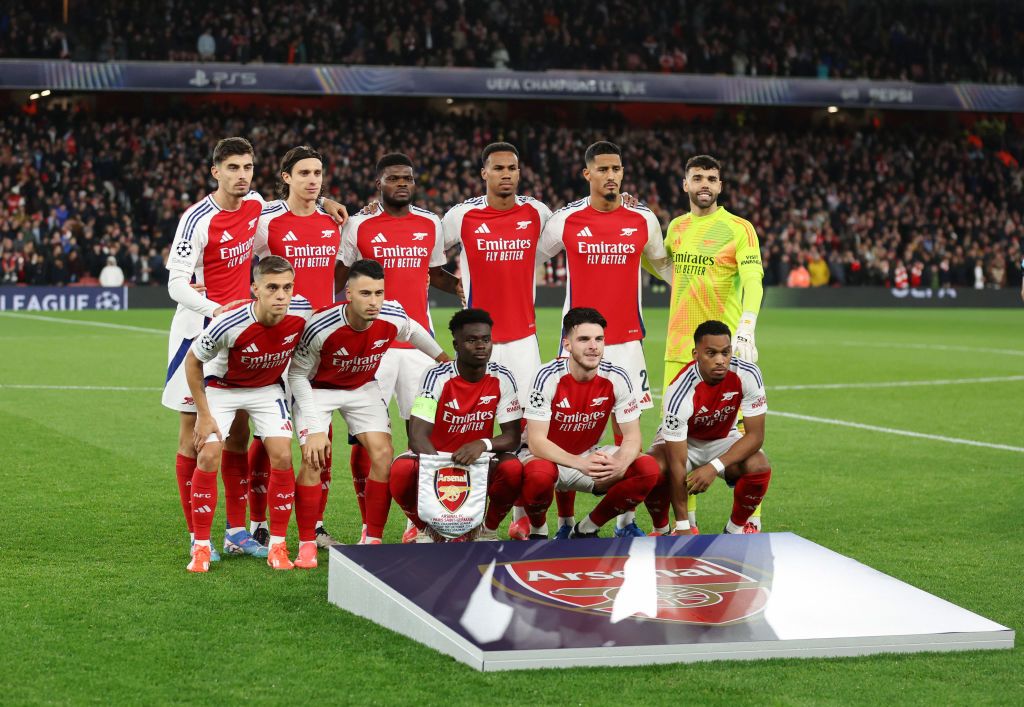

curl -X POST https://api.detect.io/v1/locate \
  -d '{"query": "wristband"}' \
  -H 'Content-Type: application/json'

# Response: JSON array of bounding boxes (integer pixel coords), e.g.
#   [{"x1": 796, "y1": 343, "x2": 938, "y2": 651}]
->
[
  {"x1": 709, "y1": 457, "x2": 725, "y2": 474},
  {"x1": 482, "y1": 438, "x2": 493, "y2": 451}
]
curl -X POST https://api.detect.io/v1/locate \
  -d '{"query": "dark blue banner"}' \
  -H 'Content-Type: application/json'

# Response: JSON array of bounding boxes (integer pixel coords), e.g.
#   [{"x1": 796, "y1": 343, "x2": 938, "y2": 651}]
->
[
  {"x1": 2, "y1": 60, "x2": 1022, "y2": 112},
  {"x1": 0, "y1": 286, "x2": 128, "y2": 311}
]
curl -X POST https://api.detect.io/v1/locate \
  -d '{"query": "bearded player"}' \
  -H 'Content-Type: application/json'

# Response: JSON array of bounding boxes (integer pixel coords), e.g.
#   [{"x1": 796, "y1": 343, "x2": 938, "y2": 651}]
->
[
  {"x1": 644, "y1": 320, "x2": 772, "y2": 536},
  {"x1": 663, "y1": 155, "x2": 765, "y2": 531},
  {"x1": 390, "y1": 308, "x2": 524, "y2": 542},
  {"x1": 529, "y1": 141, "x2": 670, "y2": 539},
  {"x1": 520, "y1": 307, "x2": 659, "y2": 539}
]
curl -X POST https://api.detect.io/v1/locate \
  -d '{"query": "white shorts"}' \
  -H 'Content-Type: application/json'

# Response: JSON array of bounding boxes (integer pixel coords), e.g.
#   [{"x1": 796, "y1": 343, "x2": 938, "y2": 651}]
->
[
  {"x1": 651, "y1": 429, "x2": 743, "y2": 476},
  {"x1": 294, "y1": 382, "x2": 392, "y2": 445},
  {"x1": 491, "y1": 335, "x2": 541, "y2": 394},
  {"x1": 518, "y1": 445, "x2": 619, "y2": 494},
  {"x1": 560, "y1": 340, "x2": 653, "y2": 410},
  {"x1": 375, "y1": 347, "x2": 436, "y2": 419},
  {"x1": 161, "y1": 307, "x2": 205, "y2": 413},
  {"x1": 205, "y1": 385, "x2": 293, "y2": 443}
]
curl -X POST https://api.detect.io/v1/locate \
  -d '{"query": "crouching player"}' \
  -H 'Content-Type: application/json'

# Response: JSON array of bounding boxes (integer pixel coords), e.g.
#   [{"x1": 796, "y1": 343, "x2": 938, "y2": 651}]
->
[
  {"x1": 645, "y1": 320, "x2": 772, "y2": 535},
  {"x1": 183, "y1": 256, "x2": 313, "y2": 572},
  {"x1": 390, "y1": 309, "x2": 524, "y2": 541},
  {"x1": 290, "y1": 259, "x2": 449, "y2": 550},
  {"x1": 520, "y1": 307, "x2": 659, "y2": 539}
]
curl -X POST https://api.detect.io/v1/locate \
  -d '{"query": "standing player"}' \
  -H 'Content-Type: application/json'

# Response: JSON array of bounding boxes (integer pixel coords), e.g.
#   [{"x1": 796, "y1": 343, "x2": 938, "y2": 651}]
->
[
  {"x1": 248, "y1": 145, "x2": 343, "y2": 549},
  {"x1": 183, "y1": 256, "x2": 312, "y2": 572},
  {"x1": 644, "y1": 320, "x2": 772, "y2": 535},
  {"x1": 390, "y1": 309, "x2": 524, "y2": 541},
  {"x1": 533, "y1": 141, "x2": 670, "y2": 538},
  {"x1": 520, "y1": 308, "x2": 659, "y2": 538},
  {"x1": 336, "y1": 153, "x2": 461, "y2": 534},
  {"x1": 290, "y1": 259, "x2": 450, "y2": 547},
  {"x1": 663, "y1": 155, "x2": 765, "y2": 531},
  {"x1": 441, "y1": 142, "x2": 551, "y2": 393}
]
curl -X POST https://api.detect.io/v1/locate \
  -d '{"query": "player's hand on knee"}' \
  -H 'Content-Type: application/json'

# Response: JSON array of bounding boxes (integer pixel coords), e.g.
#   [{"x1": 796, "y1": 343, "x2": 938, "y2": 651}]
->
[
  {"x1": 452, "y1": 440, "x2": 486, "y2": 465},
  {"x1": 194, "y1": 414, "x2": 221, "y2": 452},
  {"x1": 303, "y1": 432, "x2": 330, "y2": 471},
  {"x1": 686, "y1": 465, "x2": 717, "y2": 494}
]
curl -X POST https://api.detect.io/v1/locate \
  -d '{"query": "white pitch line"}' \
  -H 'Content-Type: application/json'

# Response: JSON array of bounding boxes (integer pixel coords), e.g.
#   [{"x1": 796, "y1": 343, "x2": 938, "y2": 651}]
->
[
  {"x1": 0, "y1": 384, "x2": 162, "y2": 392},
  {"x1": 770, "y1": 375, "x2": 1024, "y2": 391},
  {"x1": 770, "y1": 410, "x2": 1024, "y2": 454},
  {"x1": 0, "y1": 312, "x2": 165, "y2": 334},
  {"x1": 840, "y1": 340, "x2": 1024, "y2": 357}
]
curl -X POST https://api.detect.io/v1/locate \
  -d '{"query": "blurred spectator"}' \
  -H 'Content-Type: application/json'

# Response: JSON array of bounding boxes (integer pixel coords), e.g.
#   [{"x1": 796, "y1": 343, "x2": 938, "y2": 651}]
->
[
  {"x1": 808, "y1": 250, "x2": 830, "y2": 287},
  {"x1": 787, "y1": 258, "x2": 811, "y2": 288},
  {"x1": 3, "y1": 0, "x2": 1022, "y2": 84},
  {"x1": 99, "y1": 256, "x2": 125, "y2": 287}
]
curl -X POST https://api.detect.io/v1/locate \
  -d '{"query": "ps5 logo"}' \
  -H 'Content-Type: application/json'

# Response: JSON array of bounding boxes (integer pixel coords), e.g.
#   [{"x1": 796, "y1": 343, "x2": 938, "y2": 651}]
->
[{"x1": 188, "y1": 70, "x2": 258, "y2": 88}]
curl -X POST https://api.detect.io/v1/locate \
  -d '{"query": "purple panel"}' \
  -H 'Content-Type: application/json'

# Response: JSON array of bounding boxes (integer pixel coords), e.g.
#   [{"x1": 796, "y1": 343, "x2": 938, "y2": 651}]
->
[{"x1": 333, "y1": 535, "x2": 778, "y2": 649}]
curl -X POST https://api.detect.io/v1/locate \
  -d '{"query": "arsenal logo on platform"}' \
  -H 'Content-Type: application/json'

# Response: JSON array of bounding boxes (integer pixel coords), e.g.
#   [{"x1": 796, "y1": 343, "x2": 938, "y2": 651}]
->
[
  {"x1": 493, "y1": 556, "x2": 769, "y2": 625},
  {"x1": 434, "y1": 466, "x2": 471, "y2": 512}
]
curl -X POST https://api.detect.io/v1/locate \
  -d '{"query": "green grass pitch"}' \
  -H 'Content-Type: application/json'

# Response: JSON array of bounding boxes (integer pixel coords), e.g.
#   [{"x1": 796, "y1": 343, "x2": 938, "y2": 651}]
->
[{"x1": 1, "y1": 306, "x2": 1021, "y2": 705}]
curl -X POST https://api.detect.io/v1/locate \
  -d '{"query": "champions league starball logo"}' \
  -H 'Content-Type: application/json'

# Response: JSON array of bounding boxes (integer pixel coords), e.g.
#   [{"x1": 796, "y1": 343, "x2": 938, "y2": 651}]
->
[
  {"x1": 175, "y1": 241, "x2": 193, "y2": 259},
  {"x1": 94, "y1": 291, "x2": 122, "y2": 310},
  {"x1": 664, "y1": 415, "x2": 682, "y2": 432},
  {"x1": 490, "y1": 556, "x2": 770, "y2": 625},
  {"x1": 198, "y1": 335, "x2": 217, "y2": 353},
  {"x1": 529, "y1": 390, "x2": 546, "y2": 409}
]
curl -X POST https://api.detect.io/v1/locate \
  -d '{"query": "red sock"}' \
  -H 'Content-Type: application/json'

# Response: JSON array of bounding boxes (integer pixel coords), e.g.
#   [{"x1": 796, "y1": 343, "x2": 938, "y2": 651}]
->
[
  {"x1": 221, "y1": 450, "x2": 249, "y2": 529},
  {"x1": 267, "y1": 468, "x2": 295, "y2": 539},
  {"x1": 247, "y1": 437, "x2": 270, "y2": 523},
  {"x1": 319, "y1": 425, "x2": 334, "y2": 521},
  {"x1": 555, "y1": 490, "x2": 576, "y2": 518},
  {"x1": 175, "y1": 454, "x2": 197, "y2": 532},
  {"x1": 589, "y1": 454, "x2": 660, "y2": 527},
  {"x1": 644, "y1": 472, "x2": 671, "y2": 529},
  {"x1": 485, "y1": 458, "x2": 524, "y2": 529},
  {"x1": 731, "y1": 470, "x2": 772, "y2": 526},
  {"x1": 388, "y1": 457, "x2": 425, "y2": 530},
  {"x1": 364, "y1": 478, "x2": 392, "y2": 539},
  {"x1": 190, "y1": 468, "x2": 219, "y2": 542},
  {"x1": 350, "y1": 444, "x2": 371, "y2": 523},
  {"x1": 295, "y1": 483, "x2": 323, "y2": 543},
  {"x1": 522, "y1": 459, "x2": 558, "y2": 528}
]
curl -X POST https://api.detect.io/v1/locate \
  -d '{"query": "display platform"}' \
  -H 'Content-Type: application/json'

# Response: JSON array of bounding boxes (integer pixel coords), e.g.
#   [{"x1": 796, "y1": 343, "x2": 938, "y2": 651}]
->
[{"x1": 327, "y1": 533, "x2": 1013, "y2": 671}]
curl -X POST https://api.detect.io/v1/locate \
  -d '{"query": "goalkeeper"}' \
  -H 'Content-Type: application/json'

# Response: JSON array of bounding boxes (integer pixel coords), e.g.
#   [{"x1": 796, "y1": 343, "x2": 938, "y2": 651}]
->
[{"x1": 663, "y1": 154, "x2": 765, "y2": 531}]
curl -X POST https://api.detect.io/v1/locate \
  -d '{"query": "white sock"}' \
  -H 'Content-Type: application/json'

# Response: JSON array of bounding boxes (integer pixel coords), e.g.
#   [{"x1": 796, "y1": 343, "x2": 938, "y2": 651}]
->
[
  {"x1": 512, "y1": 506, "x2": 526, "y2": 522},
  {"x1": 724, "y1": 520, "x2": 743, "y2": 534},
  {"x1": 578, "y1": 515, "x2": 600, "y2": 534},
  {"x1": 250, "y1": 520, "x2": 267, "y2": 534},
  {"x1": 405, "y1": 518, "x2": 415, "y2": 530},
  {"x1": 654, "y1": 525, "x2": 670, "y2": 535},
  {"x1": 615, "y1": 511, "x2": 636, "y2": 529},
  {"x1": 189, "y1": 532, "x2": 195, "y2": 543},
  {"x1": 558, "y1": 515, "x2": 575, "y2": 528},
  {"x1": 749, "y1": 516, "x2": 761, "y2": 530},
  {"x1": 193, "y1": 539, "x2": 211, "y2": 547},
  {"x1": 529, "y1": 522, "x2": 548, "y2": 536},
  {"x1": 227, "y1": 526, "x2": 245, "y2": 537},
  {"x1": 315, "y1": 520, "x2": 324, "y2": 529},
  {"x1": 364, "y1": 535, "x2": 381, "y2": 543},
  {"x1": 687, "y1": 512, "x2": 697, "y2": 526},
  {"x1": 674, "y1": 520, "x2": 691, "y2": 532},
  {"x1": 269, "y1": 535, "x2": 286, "y2": 546}
]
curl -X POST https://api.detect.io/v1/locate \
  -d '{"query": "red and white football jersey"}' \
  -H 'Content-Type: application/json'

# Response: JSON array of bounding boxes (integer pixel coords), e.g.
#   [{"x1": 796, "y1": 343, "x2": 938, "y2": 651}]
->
[
  {"x1": 442, "y1": 195, "x2": 552, "y2": 342},
  {"x1": 191, "y1": 295, "x2": 312, "y2": 389},
  {"x1": 661, "y1": 358, "x2": 767, "y2": 442},
  {"x1": 538, "y1": 198, "x2": 666, "y2": 344},
  {"x1": 523, "y1": 358, "x2": 640, "y2": 454},
  {"x1": 254, "y1": 201, "x2": 341, "y2": 309},
  {"x1": 339, "y1": 205, "x2": 445, "y2": 349},
  {"x1": 412, "y1": 361, "x2": 522, "y2": 452},
  {"x1": 167, "y1": 192, "x2": 266, "y2": 307},
  {"x1": 291, "y1": 300, "x2": 435, "y2": 391}
]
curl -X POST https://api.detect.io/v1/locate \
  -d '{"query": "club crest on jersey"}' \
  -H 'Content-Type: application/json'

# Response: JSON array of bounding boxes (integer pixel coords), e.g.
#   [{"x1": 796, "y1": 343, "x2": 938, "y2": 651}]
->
[
  {"x1": 248, "y1": 217, "x2": 258, "y2": 230},
  {"x1": 619, "y1": 227, "x2": 638, "y2": 236},
  {"x1": 590, "y1": 396, "x2": 609, "y2": 406},
  {"x1": 411, "y1": 232, "x2": 429, "y2": 240},
  {"x1": 516, "y1": 221, "x2": 531, "y2": 230},
  {"x1": 220, "y1": 230, "x2": 234, "y2": 243},
  {"x1": 479, "y1": 395, "x2": 497, "y2": 405},
  {"x1": 371, "y1": 338, "x2": 389, "y2": 349},
  {"x1": 282, "y1": 333, "x2": 298, "y2": 344},
  {"x1": 322, "y1": 229, "x2": 336, "y2": 238},
  {"x1": 493, "y1": 556, "x2": 769, "y2": 625},
  {"x1": 434, "y1": 466, "x2": 471, "y2": 512},
  {"x1": 721, "y1": 392, "x2": 739, "y2": 401}
]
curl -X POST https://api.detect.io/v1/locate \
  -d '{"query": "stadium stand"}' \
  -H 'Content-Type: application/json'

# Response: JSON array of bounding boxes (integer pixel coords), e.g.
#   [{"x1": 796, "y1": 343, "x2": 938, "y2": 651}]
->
[
  {"x1": 1, "y1": 104, "x2": 1021, "y2": 289},
  {"x1": 2, "y1": 0, "x2": 1022, "y2": 84}
]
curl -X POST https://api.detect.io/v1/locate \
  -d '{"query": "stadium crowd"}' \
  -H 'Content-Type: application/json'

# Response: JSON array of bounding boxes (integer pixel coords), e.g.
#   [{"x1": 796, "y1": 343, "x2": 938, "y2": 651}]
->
[
  {"x1": 2, "y1": 0, "x2": 1022, "y2": 85},
  {"x1": 1, "y1": 105, "x2": 1021, "y2": 290}
]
